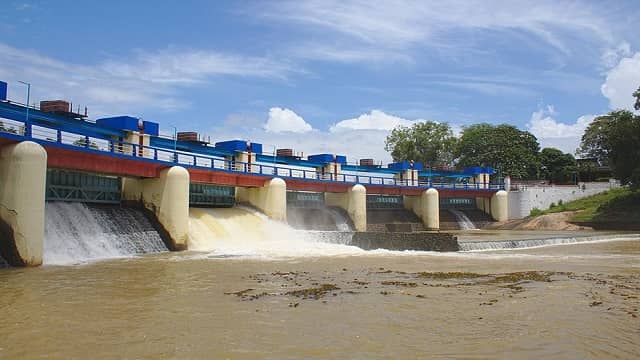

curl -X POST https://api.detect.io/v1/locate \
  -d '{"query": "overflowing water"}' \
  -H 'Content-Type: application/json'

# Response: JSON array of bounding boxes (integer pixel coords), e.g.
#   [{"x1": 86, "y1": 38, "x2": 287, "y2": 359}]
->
[
  {"x1": 459, "y1": 233, "x2": 640, "y2": 251},
  {"x1": 326, "y1": 207, "x2": 353, "y2": 231},
  {"x1": 449, "y1": 209, "x2": 477, "y2": 230},
  {"x1": 187, "y1": 206, "x2": 361, "y2": 257},
  {"x1": 44, "y1": 202, "x2": 168, "y2": 265},
  {"x1": 286, "y1": 206, "x2": 354, "y2": 231}
]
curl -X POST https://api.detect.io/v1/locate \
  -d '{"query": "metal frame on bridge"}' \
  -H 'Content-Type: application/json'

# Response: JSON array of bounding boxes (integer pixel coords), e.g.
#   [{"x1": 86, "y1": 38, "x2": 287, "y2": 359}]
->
[{"x1": 0, "y1": 100, "x2": 503, "y2": 196}]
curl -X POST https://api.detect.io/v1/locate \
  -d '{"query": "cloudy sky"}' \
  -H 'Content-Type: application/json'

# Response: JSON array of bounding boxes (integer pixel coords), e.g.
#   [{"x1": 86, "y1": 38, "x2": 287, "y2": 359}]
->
[{"x1": 1, "y1": 1, "x2": 639, "y2": 162}]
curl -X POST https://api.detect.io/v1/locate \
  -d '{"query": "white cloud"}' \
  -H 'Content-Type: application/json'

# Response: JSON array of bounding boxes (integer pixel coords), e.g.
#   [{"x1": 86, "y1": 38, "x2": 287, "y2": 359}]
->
[
  {"x1": 264, "y1": 107, "x2": 313, "y2": 133},
  {"x1": 601, "y1": 42, "x2": 631, "y2": 68},
  {"x1": 601, "y1": 52, "x2": 640, "y2": 112},
  {"x1": 259, "y1": 1, "x2": 620, "y2": 63},
  {"x1": 0, "y1": 42, "x2": 294, "y2": 116},
  {"x1": 527, "y1": 105, "x2": 596, "y2": 154},
  {"x1": 330, "y1": 110, "x2": 419, "y2": 132}
]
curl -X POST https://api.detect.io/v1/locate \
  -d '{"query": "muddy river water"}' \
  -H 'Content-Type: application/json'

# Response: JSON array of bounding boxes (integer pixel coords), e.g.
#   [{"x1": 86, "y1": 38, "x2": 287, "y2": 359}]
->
[{"x1": 1, "y1": 238, "x2": 639, "y2": 359}]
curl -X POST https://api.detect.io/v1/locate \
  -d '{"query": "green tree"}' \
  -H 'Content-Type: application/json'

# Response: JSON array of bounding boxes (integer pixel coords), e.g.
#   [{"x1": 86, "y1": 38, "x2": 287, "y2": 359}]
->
[
  {"x1": 457, "y1": 123, "x2": 540, "y2": 179},
  {"x1": 579, "y1": 110, "x2": 640, "y2": 187},
  {"x1": 384, "y1": 121, "x2": 458, "y2": 167},
  {"x1": 634, "y1": 86, "x2": 640, "y2": 111},
  {"x1": 539, "y1": 147, "x2": 577, "y2": 184}
]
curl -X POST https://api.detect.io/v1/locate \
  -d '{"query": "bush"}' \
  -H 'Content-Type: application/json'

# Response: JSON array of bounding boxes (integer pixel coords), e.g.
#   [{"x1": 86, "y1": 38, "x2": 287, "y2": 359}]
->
[
  {"x1": 558, "y1": 199, "x2": 563, "y2": 206},
  {"x1": 529, "y1": 208, "x2": 543, "y2": 217},
  {"x1": 549, "y1": 202, "x2": 556, "y2": 208}
]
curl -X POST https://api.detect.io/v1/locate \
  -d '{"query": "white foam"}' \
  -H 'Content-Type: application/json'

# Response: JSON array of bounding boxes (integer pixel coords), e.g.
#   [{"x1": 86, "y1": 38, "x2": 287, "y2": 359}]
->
[{"x1": 44, "y1": 202, "x2": 167, "y2": 265}]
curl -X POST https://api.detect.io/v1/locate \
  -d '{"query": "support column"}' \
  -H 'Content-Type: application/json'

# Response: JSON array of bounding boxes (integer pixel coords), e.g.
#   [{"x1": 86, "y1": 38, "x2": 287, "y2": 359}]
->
[
  {"x1": 0, "y1": 141, "x2": 47, "y2": 266},
  {"x1": 122, "y1": 166, "x2": 190, "y2": 250},
  {"x1": 490, "y1": 190, "x2": 508, "y2": 222},
  {"x1": 395, "y1": 169, "x2": 419, "y2": 186},
  {"x1": 324, "y1": 184, "x2": 367, "y2": 231},
  {"x1": 421, "y1": 188, "x2": 439, "y2": 230},
  {"x1": 403, "y1": 195, "x2": 422, "y2": 217},
  {"x1": 236, "y1": 178, "x2": 287, "y2": 221}
]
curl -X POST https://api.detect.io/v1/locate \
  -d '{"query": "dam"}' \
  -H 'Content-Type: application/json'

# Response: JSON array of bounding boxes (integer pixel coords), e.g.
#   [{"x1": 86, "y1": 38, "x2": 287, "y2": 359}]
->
[{"x1": 0, "y1": 80, "x2": 508, "y2": 266}]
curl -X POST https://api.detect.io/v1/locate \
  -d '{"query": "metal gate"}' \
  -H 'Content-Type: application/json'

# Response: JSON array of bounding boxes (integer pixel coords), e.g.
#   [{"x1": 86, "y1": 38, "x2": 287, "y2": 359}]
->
[
  {"x1": 287, "y1": 191, "x2": 325, "y2": 208},
  {"x1": 440, "y1": 197, "x2": 475, "y2": 209},
  {"x1": 366, "y1": 195, "x2": 404, "y2": 209},
  {"x1": 46, "y1": 169, "x2": 121, "y2": 204},
  {"x1": 189, "y1": 184, "x2": 235, "y2": 207}
]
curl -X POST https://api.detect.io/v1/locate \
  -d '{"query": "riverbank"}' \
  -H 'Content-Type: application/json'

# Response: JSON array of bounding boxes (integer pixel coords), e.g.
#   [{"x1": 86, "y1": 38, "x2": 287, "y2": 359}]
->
[{"x1": 491, "y1": 187, "x2": 640, "y2": 231}]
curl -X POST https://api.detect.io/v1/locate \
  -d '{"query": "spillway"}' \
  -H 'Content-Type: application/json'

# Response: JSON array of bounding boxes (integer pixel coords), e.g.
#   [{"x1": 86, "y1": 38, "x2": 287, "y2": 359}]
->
[
  {"x1": 459, "y1": 233, "x2": 640, "y2": 251},
  {"x1": 44, "y1": 202, "x2": 168, "y2": 265},
  {"x1": 286, "y1": 207, "x2": 354, "y2": 231},
  {"x1": 449, "y1": 209, "x2": 478, "y2": 230},
  {"x1": 188, "y1": 207, "x2": 360, "y2": 257}
]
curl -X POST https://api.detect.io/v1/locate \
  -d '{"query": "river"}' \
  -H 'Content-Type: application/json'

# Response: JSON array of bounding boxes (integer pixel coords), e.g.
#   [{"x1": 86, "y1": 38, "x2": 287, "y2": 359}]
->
[{"x1": 1, "y1": 237, "x2": 638, "y2": 359}]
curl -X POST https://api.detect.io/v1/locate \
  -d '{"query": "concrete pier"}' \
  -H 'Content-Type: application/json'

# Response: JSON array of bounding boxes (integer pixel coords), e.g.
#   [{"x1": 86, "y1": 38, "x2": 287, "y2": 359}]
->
[
  {"x1": 325, "y1": 184, "x2": 367, "y2": 231},
  {"x1": 0, "y1": 141, "x2": 47, "y2": 266},
  {"x1": 403, "y1": 188, "x2": 440, "y2": 230},
  {"x1": 122, "y1": 166, "x2": 190, "y2": 250},
  {"x1": 490, "y1": 190, "x2": 508, "y2": 222},
  {"x1": 236, "y1": 177, "x2": 287, "y2": 221}
]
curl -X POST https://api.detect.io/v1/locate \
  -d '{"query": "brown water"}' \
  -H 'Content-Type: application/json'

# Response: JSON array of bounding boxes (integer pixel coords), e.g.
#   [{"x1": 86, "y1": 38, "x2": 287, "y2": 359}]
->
[{"x1": 1, "y1": 239, "x2": 639, "y2": 359}]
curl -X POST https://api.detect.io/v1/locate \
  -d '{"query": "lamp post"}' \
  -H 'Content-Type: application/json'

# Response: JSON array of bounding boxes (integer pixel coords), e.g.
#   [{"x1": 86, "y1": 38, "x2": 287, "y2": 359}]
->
[
  {"x1": 18, "y1": 81, "x2": 31, "y2": 137},
  {"x1": 171, "y1": 125, "x2": 177, "y2": 162}
]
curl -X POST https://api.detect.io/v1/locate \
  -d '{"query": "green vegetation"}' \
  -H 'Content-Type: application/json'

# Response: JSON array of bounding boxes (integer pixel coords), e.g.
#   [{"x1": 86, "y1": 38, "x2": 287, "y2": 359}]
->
[
  {"x1": 579, "y1": 109, "x2": 640, "y2": 189},
  {"x1": 456, "y1": 123, "x2": 540, "y2": 179},
  {"x1": 384, "y1": 121, "x2": 457, "y2": 167},
  {"x1": 539, "y1": 148, "x2": 576, "y2": 184},
  {"x1": 531, "y1": 187, "x2": 640, "y2": 224}
]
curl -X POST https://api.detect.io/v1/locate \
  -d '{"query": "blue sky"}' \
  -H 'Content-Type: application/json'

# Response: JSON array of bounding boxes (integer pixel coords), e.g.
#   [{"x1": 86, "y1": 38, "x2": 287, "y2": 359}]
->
[{"x1": 1, "y1": 0, "x2": 639, "y2": 162}]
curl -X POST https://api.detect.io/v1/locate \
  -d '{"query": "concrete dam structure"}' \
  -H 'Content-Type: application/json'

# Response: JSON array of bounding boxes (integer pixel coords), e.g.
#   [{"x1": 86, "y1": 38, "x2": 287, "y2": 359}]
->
[{"x1": 0, "y1": 80, "x2": 508, "y2": 266}]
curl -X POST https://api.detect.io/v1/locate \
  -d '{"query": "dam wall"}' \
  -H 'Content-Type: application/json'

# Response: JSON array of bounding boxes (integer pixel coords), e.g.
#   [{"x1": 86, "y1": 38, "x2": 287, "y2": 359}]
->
[
  {"x1": 351, "y1": 232, "x2": 459, "y2": 252},
  {"x1": 507, "y1": 182, "x2": 615, "y2": 219}
]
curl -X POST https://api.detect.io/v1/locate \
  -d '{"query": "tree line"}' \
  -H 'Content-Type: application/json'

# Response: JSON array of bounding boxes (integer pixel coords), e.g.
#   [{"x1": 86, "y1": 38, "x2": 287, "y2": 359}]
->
[{"x1": 385, "y1": 87, "x2": 640, "y2": 187}]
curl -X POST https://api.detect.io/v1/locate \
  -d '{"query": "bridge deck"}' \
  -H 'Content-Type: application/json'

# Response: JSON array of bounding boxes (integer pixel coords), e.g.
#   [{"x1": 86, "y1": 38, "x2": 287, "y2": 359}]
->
[{"x1": 0, "y1": 112, "x2": 502, "y2": 197}]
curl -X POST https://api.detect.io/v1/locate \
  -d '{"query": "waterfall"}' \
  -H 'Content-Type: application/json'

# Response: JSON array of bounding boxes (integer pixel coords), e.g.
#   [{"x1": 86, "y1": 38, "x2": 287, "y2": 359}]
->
[
  {"x1": 326, "y1": 207, "x2": 354, "y2": 232},
  {"x1": 187, "y1": 206, "x2": 361, "y2": 257},
  {"x1": 287, "y1": 206, "x2": 354, "y2": 231},
  {"x1": 44, "y1": 202, "x2": 168, "y2": 265},
  {"x1": 459, "y1": 234, "x2": 640, "y2": 251},
  {"x1": 450, "y1": 209, "x2": 477, "y2": 230}
]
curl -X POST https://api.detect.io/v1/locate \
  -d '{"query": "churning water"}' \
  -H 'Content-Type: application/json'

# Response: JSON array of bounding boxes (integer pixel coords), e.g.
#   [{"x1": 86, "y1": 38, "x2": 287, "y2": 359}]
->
[
  {"x1": 44, "y1": 202, "x2": 168, "y2": 265},
  {"x1": 187, "y1": 206, "x2": 361, "y2": 257},
  {"x1": 449, "y1": 209, "x2": 478, "y2": 230}
]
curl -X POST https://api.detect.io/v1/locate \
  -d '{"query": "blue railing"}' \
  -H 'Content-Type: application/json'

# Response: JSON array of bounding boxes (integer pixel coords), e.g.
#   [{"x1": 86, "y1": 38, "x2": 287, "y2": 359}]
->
[{"x1": 0, "y1": 116, "x2": 504, "y2": 191}]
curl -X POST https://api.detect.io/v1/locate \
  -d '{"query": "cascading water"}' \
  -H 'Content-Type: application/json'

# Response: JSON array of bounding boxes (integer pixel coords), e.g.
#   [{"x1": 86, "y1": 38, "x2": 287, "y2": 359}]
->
[
  {"x1": 459, "y1": 234, "x2": 640, "y2": 251},
  {"x1": 326, "y1": 207, "x2": 353, "y2": 232},
  {"x1": 286, "y1": 206, "x2": 354, "y2": 232},
  {"x1": 449, "y1": 209, "x2": 478, "y2": 230},
  {"x1": 44, "y1": 202, "x2": 168, "y2": 265},
  {"x1": 188, "y1": 206, "x2": 360, "y2": 257}
]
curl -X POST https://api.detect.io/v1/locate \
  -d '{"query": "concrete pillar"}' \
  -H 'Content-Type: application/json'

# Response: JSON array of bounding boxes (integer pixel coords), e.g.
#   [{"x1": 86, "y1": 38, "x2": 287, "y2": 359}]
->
[
  {"x1": 421, "y1": 188, "x2": 439, "y2": 230},
  {"x1": 122, "y1": 166, "x2": 190, "y2": 250},
  {"x1": 228, "y1": 151, "x2": 250, "y2": 172},
  {"x1": 403, "y1": 195, "x2": 422, "y2": 217},
  {"x1": 395, "y1": 169, "x2": 419, "y2": 186},
  {"x1": 316, "y1": 162, "x2": 341, "y2": 181},
  {"x1": 490, "y1": 190, "x2": 508, "y2": 222},
  {"x1": 504, "y1": 176, "x2": 511, "y2": 192},
  {"x1": 0, "y1": 141, "x2": 47, "y2": 266},
  {"x1": 236, "y1": 177, "x2": 287, "y2": 221},
  {"x1": 324, "y1": 184, "x2": 367, "y2": 231}
]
